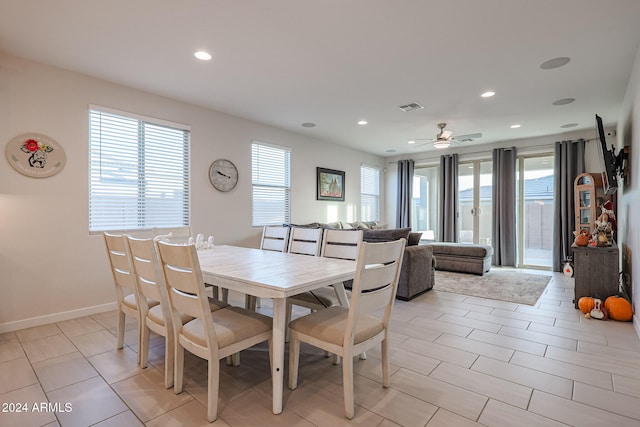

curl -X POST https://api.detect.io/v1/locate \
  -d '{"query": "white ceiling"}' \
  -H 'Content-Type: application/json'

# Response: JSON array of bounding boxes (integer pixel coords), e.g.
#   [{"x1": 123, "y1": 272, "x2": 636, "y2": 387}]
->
[{"x1": 2, "y1": 0, "x2": 640, "y2": 156}]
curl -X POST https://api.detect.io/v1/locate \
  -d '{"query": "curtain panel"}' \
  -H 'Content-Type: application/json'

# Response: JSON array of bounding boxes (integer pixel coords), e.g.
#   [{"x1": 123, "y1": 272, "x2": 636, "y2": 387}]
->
[
  {"x1": 552, "y1": 139, "x2": 585, "y2": 271},
  {"x1": 396, "y1": 159, "x2": 414, "y2": 228},
  {"x1": 492, "y1": 147, "x2": 517, "y2": 266},
  {"x1": 439, "y1": 154, "x2": 458, "y2": 242}
]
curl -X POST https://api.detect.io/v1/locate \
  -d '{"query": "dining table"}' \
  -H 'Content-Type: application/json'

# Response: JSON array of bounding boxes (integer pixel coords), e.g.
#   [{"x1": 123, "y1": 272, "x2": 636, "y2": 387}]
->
[{"x1": 196, "y1": 245, "x2": 357, "y2": 414}]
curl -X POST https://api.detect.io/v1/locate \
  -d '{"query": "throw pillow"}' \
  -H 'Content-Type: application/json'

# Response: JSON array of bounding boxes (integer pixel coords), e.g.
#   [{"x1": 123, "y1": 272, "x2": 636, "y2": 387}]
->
[
  {"x1": 408, "y1": 232, "x2": 422, "y2": 246},
  {"x1": 362, "y1": 227, "x2": 411, "y2": 243}
]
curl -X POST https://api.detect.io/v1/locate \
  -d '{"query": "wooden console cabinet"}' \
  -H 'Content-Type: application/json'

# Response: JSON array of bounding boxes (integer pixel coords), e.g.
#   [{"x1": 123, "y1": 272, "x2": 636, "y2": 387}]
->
[{"x1": 573, "y1": 245, "x2": 619, "y2": 308}]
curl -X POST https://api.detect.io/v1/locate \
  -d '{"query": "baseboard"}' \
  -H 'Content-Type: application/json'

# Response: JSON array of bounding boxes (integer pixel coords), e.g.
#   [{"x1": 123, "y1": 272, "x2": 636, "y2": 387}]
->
[{"x1": 0, "y1": 302, "x2": 117, "y2": 334}]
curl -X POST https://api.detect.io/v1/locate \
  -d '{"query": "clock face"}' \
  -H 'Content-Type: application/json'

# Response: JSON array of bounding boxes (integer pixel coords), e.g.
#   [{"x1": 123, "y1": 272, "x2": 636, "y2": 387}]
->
[{"x1": 209, "y1": 159, "x2": 238, "y2": 192}]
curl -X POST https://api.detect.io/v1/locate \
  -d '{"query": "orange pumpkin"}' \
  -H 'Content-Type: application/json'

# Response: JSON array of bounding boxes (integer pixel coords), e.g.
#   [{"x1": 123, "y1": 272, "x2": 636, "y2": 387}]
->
[
  {"x1": 578, "y1": 297, "x2": 595, "y2": 314},
  {"x1": 604, "y1": 296, "x2": 633, "y2": 321}
]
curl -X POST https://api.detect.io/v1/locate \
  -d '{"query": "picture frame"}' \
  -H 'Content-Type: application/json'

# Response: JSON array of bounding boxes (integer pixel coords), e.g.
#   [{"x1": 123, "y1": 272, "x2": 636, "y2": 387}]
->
[{"x1": 316, "y1": 167, "x2": 345, "y2": 201}]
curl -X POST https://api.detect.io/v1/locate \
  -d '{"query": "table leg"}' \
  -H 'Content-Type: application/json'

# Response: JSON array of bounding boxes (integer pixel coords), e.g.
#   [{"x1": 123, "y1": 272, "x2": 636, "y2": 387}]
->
[{"x1": 271, "y1": 297, "x2": 285, "y2": 414}]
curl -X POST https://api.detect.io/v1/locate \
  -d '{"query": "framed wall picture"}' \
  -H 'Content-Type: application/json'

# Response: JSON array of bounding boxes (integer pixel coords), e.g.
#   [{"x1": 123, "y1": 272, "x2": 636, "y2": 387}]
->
[
  {"x1": 6, "y1": 133, "x2": 66, "y2": 178},
  {"x1": 316, "y1": 167, "x2": 345, "y2": 201}
]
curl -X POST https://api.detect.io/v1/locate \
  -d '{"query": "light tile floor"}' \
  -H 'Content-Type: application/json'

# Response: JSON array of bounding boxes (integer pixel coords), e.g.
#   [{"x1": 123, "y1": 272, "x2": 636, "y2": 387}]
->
[{"x1": 1, "y1": 272, "x2": 639, "y2": 426}]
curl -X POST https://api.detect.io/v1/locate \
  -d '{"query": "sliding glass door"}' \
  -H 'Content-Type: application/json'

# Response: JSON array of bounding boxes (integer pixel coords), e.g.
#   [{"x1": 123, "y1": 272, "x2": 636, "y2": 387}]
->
[
  {"x1": 518, "y1": 155, "x2": 554, "y2": 268},
  {"x1": 458, "y1": 160, "x2": 493, "y2": 244},
  {"x1": 412, "y1": 166, "x2": 438, "y2": 241}
]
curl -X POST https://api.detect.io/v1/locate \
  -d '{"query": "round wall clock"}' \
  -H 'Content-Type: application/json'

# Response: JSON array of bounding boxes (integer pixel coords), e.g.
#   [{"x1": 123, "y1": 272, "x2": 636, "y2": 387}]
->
[
  {"x1": 6, "y1": 133, "x2": 66, "y2": 178},
  {"x1": 209, "y1": 159, "x2": 238, "y2": 192}
]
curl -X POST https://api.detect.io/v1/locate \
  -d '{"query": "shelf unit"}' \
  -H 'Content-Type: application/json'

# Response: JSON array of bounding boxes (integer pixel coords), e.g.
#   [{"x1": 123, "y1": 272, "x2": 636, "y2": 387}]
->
[{"x1": 574, "y1": 173, "x2": 603, "y2": 235}]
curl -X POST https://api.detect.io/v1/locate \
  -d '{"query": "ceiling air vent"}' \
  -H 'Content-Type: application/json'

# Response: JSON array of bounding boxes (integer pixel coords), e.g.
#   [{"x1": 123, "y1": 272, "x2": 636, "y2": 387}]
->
[{"x1": 398, "y1": 102, "x2": 424, "y2": 112}]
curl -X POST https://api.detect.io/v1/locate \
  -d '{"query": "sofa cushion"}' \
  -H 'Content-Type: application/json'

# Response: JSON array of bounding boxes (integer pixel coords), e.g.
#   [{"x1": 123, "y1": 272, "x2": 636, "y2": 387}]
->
[
  {"x1": 362, "y1": 227, "x2": 411, "y2": 243},
  {"x1": 407, "y1": 232, "x2": 422, "y2": 246},
  {"x1": 426, "y1": 242, "x2": 492, "y2": 258}
]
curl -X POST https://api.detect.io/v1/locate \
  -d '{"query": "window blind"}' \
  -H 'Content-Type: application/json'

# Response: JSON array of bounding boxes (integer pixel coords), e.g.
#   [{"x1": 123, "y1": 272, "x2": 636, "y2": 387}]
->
[
  {"x1": 252, "y1": 142, "x2": 291, "y2": 226},
  {"x1": 360, "y1": 165, "x2": 380, "y2": 221},
  {"x1": 89, "y1": 108, "x2": 190, "y2": 232}
]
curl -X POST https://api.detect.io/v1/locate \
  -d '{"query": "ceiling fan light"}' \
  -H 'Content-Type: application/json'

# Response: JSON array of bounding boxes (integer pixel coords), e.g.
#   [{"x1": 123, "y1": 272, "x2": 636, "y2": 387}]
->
[{"x1": 433, "y1": 139, "x2": 450, "y2": 149}]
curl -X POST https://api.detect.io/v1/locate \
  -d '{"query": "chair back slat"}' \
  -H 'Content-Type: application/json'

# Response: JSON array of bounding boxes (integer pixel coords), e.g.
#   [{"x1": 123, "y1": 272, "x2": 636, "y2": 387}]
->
[
  {"x1": 288, "y1": 227, "x2": 323, "y2": 256},
  {"x1": 127, "y1": 236, "x2": 164, "y2": 305},
  {"x1": 104, "y1": 233, "x2": 136, "y2": 293},
  {"x1": 155, "y1": 240, "x2": 215, "y2": 340},
  {"x1": 321, "y1": 229, "x2": 362, "y2": 261},
  {"x1": 260, "y1": 225, "x2": 290, "y2": 252}
]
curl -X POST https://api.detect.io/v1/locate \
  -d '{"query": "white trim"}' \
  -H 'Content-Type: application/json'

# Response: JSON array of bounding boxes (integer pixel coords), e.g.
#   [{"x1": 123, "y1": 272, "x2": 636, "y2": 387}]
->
[
  {"x1": 0, "y1": 302, "x2": 117, "y2": 334},
  {"x1": 88, "y1": 104, "x2": 191, "y2": 131}
]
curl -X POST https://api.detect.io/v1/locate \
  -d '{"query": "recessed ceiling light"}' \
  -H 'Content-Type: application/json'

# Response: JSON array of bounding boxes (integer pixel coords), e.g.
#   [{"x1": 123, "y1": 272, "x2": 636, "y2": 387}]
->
[
  {"x1": 194, "y1": 50, "x2": 212, "y2": 61},
  {"x1": 407, "y1": 140, "x2": 416, "y2": 144},
  {"x1": 481, "y1": 91, "x2": 495, "y2": 98},
  {"x1": 540, "y1": 57, "x2": 571, "y2": 70},
  {"x1": 510, "y1": 124, "x2": 521, "y2": 129},
  {"x1": 357, "y1": 120, "x2": 368, "y2": 125},
  {"x1": 552, "y1": 98, "x2": 575, "y2": 106},
  {"x1": 561, "y1": 123, "x2": 579, "y2": 128},
  {"x1": 301, "y1": 122, "x2": 316, "y2": 128},
  {"x1": 385, "y1": 149, "x2": 397, "y2": 153}
]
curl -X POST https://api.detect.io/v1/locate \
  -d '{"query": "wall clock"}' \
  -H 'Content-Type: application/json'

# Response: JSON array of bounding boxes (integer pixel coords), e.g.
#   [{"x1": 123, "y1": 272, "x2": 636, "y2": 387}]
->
[{"x1": 209, "y1": 159, "x2": 238, "y2": 192}]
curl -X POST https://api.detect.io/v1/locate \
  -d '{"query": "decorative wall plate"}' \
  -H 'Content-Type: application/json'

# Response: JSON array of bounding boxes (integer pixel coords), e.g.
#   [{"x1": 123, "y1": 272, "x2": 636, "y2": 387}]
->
[{"x1": 6, "y1": 133, "x2": 66, "y2": 178}]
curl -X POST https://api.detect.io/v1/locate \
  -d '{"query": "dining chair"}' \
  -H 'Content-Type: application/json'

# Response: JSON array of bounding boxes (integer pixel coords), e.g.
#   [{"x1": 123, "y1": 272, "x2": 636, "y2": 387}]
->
[
  {"x1": 286, "y1": 229, "x2": 362, "y2": 322},
  {"x1": 155, "y1": 239, "x2": 273, "y2": 423},
  {"x1": 287, "y1": 226, "x2": 323, "y2": 256},
  {"x1": 103, "y1": 232, "x2": 157, "y2": 364},
  {"x1": 125, "y1": 236, "x2": 231, "y2": 388},
  {"x1": 153, "y1": 226, "x2": 228, "y2": 302},
  {"x1": 246, "y1": 225, "x2": 292, "y2": 310},
  {"x1": 288, "y1": 237, "x2": 406, "y2": 419}
]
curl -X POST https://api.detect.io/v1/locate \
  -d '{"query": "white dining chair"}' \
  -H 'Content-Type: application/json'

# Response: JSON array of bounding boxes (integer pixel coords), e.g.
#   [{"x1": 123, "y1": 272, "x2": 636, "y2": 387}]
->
[
  {"x1": 287, "y1": 227, "x2": 323, "y2": 256},
  {"x1": 286, "y1": 229, "x2": 362, "y2": 321},
  {"x1": 155, "y1": 239, "x2": 273, "y2": 422},
  {"x1": 126, "y1": 235, "x2": 230, "y2": 389},
  {"x1": 246, "y1": 225, "x2": 292, "y2": 310},
  {"x1": 103, "y1": 232, "x2": 157, "y2": 364},
  {"x1": 288, "y1": 238, "x2": 406, "y2": 419}
]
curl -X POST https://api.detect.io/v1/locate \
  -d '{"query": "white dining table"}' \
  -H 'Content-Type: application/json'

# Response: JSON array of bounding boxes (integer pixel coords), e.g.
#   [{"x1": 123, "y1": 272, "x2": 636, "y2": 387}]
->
[{"x1": 197, "y1": 245, "x2": 356, "y2": 414}]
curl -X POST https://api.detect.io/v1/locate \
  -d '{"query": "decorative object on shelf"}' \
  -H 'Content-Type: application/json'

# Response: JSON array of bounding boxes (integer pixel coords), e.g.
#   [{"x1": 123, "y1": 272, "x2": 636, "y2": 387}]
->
[
  {"x1": 573, "y1": 229, "x2": 590, "y2": 247},
  {"x1": 209, "y1": 159, "x2": 238, "y2": 192},
  {"x1": 574, "y1": 173, "x2": 602, "y2": 235},
  {"x1": 316, "y1": 167, "x2": 345, "y2": 201},
  {"x1": 593, "y1": 199, "x2": 616, "y2": 245},
  {"x1": 5, "y1": 133, "x2": 66, "y2": 178},
  {"x1": 603, "y1": 295, "x2": 633, "y2": 321}
]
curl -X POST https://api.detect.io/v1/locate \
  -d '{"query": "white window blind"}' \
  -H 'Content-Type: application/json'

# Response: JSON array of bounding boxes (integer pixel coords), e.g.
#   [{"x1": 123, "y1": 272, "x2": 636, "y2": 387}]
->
[
  {"x1": 361, "y1": 165, "x2": 380, "y2": 221},
  {"x1": 89, "y1": 107, "x2": 190, "y2": 232},
  {"x1": 252, "y1": 142, "x2": 291, "y2": 226}
]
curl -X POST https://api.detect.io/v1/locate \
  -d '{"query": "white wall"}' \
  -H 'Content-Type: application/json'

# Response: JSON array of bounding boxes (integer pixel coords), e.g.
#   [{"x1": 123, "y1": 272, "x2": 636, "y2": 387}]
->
[
  {"x1": 618, "y1": 40, "x2": 640, "y2": 336},
  {"x1": 0, "y1": 54, "x2": 383, "y2": 331}
]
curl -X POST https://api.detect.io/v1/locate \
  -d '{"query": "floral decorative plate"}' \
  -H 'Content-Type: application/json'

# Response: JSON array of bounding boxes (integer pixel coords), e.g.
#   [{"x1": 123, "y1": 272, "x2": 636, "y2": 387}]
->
[{"x1": 5, "y1": 133, "x2": 66, "y2": 178}]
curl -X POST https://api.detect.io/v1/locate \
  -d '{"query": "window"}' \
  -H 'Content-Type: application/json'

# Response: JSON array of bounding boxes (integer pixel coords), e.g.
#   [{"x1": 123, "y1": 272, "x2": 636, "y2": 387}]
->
[
  {"x1": 360, "y1": 165, "x2": 379, "y2": 221},
  {"x1": 252, "y1": 142, "x2": 291, "y2": 226},
  {"x1": 89, "y1": 107, "x2": 190, "y2": 232}
]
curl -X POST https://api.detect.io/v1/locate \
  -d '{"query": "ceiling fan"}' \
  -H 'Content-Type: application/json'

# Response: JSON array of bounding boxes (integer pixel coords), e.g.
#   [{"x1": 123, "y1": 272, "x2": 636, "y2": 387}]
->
[{"x1": 412, "y1": 122, "x2": 482, "y2": 149}]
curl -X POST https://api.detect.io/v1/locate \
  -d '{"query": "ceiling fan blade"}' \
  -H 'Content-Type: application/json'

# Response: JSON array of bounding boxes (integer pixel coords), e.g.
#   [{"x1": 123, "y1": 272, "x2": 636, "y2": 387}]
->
[
  {"x1": 454, "y1": 132, "x2": 482, "y2": 142},
  {"x1": 440, "y1": 130, "x2": 453, "y2": 139}
]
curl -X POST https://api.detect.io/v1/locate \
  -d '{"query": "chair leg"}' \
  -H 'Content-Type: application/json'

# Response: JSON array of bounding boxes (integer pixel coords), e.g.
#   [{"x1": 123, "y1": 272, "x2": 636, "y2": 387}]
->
[
  {"x1": 343, "y1": 353, "x2": 355, "y2": 419},
  {"x1": 221, "y1": 288, "x2": 229, "y2": 303},
  {"x1": 163, "y1": 330, "x2": 174, "y2": 389},
  {"x1": 116, "y1": 310, "x2": 125, "y2": 349},
  {"x1": 139, "y1": 324, "x2": 150, "y2": 368},
  {"x1": 174, "y1": 345, "x2": 184, "y2": 394},
  {"x1": 381, "y1": 338, "x2": 390, "y2": 387},
  {"x1": 207, "y1": 358, "x2": 220, "y2": 422},
  {"x1": 288, "y1": 336, "x2": 301, "y2": 389},
  {"x1": 285, "y1": 300, "x2": 292, "y2": 342}
]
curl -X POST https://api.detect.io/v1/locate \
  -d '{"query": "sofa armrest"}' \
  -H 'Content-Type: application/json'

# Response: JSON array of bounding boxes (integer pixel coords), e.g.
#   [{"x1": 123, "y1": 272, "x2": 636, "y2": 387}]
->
[{"x1": 396, "y1": 244, "x2": 434, "y2": 300}]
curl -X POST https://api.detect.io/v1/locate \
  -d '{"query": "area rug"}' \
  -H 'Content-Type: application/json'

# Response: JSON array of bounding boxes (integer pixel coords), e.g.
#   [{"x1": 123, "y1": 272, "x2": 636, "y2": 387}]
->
[{"x1": 433, "y1": 269, "x2": 552, "y2": 305}]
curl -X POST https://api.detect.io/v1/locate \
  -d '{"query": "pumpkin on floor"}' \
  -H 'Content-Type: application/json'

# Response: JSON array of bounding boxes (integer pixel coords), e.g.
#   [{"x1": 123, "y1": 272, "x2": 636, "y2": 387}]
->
[
  {"x1": 578, "y1": 296, "x2": 595, "y2": 314},
  {"x1": 604, "y1": 296, "x2": 633, "y2": 321}
]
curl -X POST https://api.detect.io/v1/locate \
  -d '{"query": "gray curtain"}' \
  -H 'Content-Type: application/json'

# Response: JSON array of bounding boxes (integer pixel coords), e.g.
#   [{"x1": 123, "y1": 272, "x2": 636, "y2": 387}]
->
[
  {"x1": 439, "y1": 154, "x2": 458, "y2": 242},
  {"x1": 552, "y1": 139, "x2": 585, "y2": 271},
  {"x1": 396, "y1": 159, "x2": 414, "y2": 228},
  {"x1": 492, "y1": 147, "x2": 517, "y2": 266}
]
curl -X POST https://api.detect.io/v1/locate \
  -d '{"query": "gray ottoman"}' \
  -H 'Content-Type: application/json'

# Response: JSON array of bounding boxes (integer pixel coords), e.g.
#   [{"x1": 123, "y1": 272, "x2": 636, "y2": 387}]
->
[{"x1": 425, "y1": 243, "x2": 493, "y2": 275}]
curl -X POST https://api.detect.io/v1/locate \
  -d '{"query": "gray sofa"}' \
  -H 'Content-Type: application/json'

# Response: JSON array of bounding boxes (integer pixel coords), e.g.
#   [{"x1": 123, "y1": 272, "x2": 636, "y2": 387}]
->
[{"x1": 425, "y1": 242, "x2": 493, "y2": 275}]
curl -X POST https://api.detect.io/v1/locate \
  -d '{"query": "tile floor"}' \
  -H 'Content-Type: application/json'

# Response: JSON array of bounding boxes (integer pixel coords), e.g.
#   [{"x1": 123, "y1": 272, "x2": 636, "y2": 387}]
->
[{"x1": 1, "y1": 272, "x2": 640, "y2": 426}]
